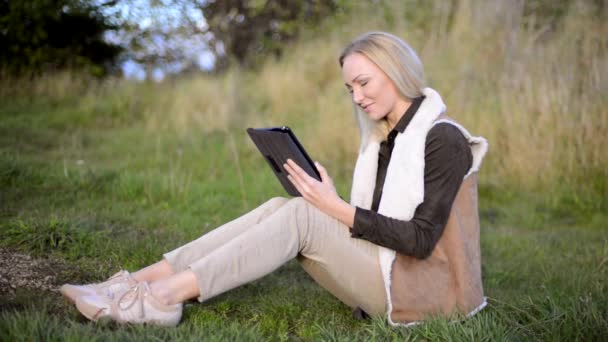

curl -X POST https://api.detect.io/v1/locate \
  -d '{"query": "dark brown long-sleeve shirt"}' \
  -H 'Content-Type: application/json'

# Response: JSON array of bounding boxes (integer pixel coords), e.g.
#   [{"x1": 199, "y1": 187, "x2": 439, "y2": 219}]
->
[{"x1": 351, "y1": 96, "x2": 472, "y2": 259}]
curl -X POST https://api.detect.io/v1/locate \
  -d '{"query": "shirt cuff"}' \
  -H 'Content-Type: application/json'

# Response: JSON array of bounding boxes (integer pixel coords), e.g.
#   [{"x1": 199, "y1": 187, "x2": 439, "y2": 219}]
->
[{"x1": 351, "y1": 206, "x2": 375, "y2": 238}]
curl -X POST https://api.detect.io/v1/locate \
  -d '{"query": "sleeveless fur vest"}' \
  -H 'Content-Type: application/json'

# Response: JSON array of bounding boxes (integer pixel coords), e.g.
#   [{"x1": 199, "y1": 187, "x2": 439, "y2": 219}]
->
[{"x1": 350, "y1": 88, "x2": 488, "y2": 326}]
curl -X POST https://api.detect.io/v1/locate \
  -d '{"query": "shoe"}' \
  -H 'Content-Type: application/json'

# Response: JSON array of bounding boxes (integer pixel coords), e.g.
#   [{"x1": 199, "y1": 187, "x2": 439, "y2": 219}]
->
[
  {"x1": 75, "y1": 281, "x2": 183, "y2": 327},
  {"x1": 60, "y1": 270, "x2": 136, "y2": 304}
]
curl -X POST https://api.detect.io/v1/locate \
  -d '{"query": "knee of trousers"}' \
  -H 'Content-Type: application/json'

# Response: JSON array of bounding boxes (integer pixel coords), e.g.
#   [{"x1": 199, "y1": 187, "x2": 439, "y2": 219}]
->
[
  {"x1": 282, "y1": 197, "x2": 318, "y2": 246},
  {"x1": 284, "y1": 197, "x2": 313, "y2": 215},
  {"x1": 263, "y1": 196, "x2": 289, "y2": 211}
]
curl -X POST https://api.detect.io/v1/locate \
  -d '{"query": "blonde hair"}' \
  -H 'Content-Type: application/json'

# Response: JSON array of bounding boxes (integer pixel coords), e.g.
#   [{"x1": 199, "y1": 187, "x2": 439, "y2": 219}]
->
[
  {"x1": 339, "y1": 31, "x2": 426, "y2": 99},
  {"x1": 339, "y1": 31, "x2": 426, "y2": 141}
]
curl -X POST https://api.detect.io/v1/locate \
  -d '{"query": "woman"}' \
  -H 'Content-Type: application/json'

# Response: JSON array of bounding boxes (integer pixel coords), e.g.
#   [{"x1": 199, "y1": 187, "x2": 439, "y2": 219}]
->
[{"x1": 60, "y1": 31, "x2": 488, "y2": 327}]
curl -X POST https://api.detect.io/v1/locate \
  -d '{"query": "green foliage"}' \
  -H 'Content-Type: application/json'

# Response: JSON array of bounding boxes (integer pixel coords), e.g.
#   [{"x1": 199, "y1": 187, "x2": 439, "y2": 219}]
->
[
  {"x1": 0, "y1": 0, "x2": 122, "y2": 76},
  {"x1": 0, "y1": 218, "x2": 108, "y2": 259}
]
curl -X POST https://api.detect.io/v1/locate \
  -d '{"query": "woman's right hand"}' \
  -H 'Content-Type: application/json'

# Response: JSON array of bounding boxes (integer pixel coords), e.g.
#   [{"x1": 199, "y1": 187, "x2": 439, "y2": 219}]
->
[{"x1": 284, "y1": 159, "x2": 356, "y2": 227}]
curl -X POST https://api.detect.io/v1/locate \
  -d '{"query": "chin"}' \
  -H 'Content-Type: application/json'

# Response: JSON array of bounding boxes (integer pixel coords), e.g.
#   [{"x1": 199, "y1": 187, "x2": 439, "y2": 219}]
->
[{"x1": 367, "y1": 112, "x2": 387, "y2": 122}]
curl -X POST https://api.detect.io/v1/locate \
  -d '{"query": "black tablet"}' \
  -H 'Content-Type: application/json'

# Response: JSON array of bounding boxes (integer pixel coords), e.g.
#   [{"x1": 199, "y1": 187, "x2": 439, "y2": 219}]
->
[{"x1": 247, "y1": 126, "x2": 321, "y2": 197}]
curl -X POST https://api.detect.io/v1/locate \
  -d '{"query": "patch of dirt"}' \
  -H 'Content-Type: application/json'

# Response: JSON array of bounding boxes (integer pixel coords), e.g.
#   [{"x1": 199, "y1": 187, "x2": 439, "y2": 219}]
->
[{"x1": 0, "y1": 247, "x2": 69, "y2": 299}]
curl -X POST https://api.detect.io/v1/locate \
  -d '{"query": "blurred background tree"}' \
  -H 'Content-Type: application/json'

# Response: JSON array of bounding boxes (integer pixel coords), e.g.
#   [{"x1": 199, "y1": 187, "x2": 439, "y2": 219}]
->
[
  {"x1": 0, "y1": 0, "x2": 123, "y2": 76},
  {"x1": 96, "y1": 0, "x2": 342, "y2": 78},
  {"x1": 98, "y1": 0, "x2": 215, "y2": 80},
  {"x1": 1, "y1": 0, "x2": 602, "y2": 79},
  {"x1": 200, "y1": 0, "x2": 341, "y2": 70}
]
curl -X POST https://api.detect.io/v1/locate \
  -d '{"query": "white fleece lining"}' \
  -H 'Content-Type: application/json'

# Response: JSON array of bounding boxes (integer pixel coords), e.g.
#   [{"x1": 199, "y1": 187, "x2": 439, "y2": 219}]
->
[
  {"x1": 391, "y1": 297, "x2": 488, "y2": 328},
  {"x1": 350, "y1": 88, "x2": 488, "y2": 327},
  {"x1": 432, "y1": 119, "x2": 489, "y2": 178},
  {"x1": 350, "y1": 141, "x2": 381, "y2": 211}
]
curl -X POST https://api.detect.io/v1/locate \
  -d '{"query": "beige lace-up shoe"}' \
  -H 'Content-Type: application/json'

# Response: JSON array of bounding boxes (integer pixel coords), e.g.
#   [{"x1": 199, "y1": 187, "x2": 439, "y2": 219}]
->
[
  {"x1": 59, "y1": 270, "x2": 136, "y2": 304},
  {"x1": 75, "y1": 281, "x2": 183, "y2": 327}
]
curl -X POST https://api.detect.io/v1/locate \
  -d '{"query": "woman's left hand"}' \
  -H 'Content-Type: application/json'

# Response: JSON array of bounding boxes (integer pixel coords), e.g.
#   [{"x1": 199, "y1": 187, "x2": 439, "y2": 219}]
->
[{"x1": 284, "y1": 159, "x2": 356, "y2": 227}]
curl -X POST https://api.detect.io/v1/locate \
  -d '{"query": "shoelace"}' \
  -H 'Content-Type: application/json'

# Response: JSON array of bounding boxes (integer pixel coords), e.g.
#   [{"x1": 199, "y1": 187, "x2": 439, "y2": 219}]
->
[
  {"x1": 116, "y1": 282, "x2": 147, "y2": 319},
  {"x1": 102, "y1": 271, "x2": 132, "y2": 300}
]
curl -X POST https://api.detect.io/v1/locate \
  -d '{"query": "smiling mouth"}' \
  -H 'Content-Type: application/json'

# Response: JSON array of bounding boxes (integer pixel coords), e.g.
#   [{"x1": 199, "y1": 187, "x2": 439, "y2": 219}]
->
[{"x1": 361, "y1": 103, "x2": 373, "y2": 112}]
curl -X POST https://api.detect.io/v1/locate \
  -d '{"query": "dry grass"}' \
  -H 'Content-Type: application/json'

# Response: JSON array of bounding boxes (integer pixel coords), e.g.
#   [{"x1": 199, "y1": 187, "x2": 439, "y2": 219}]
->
[
  {"x1": 1, "y1": 2, "x2": 606, "y2": 339},
  {"x1": 2, "y1": 0, "x2": 605, "y2": 197}
]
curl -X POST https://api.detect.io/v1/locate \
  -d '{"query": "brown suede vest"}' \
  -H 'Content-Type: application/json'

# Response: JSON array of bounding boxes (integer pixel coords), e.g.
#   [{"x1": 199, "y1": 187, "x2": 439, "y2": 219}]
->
[{"x1": 389, "y1": 115, "x2": 485, "y2": 324}]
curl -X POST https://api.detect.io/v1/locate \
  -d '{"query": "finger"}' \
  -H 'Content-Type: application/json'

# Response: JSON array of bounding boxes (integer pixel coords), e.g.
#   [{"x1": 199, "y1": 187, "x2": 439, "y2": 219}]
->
[
  {"x1": 284, "y1": 162, "x2": 303, "y2": 184},
  {"x1": 314, "y1": 161, "x2": 330, "y2": 183},
  {"x1": 286, "y1": 159, "x2": 306, "y2": 177},
  {"x1": 287, "y1": 159, "x2": 315, "y2": 185},
  {"x1": 287, "y1": 174, "x2": 308, "y2": 198},
  {"x1": 284, "y1": 162, "x2": 310, "y2": 192}
]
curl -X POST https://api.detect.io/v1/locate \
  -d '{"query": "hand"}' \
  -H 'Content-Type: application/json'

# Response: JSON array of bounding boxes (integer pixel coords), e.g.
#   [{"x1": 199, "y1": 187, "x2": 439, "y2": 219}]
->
[{"x1": 283, "y1": 159, "x2": 355, "y2": 226}]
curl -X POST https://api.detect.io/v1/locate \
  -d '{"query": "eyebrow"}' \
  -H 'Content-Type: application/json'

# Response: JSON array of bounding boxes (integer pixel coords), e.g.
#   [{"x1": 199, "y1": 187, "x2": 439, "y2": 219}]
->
[{"x1": 344, "y1": 74, "x2": 369, "y2": 88}]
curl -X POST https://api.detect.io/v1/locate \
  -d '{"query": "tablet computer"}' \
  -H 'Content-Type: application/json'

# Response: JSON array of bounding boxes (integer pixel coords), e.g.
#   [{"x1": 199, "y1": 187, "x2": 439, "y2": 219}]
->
[{"x1": 247, "y1": 126, "x2": 321, "y2": 197}]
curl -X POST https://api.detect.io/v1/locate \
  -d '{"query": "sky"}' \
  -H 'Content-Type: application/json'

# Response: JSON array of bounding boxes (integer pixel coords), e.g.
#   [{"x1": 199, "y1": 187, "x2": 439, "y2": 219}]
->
[{"x1": 97, "y1": 0, "x2": 216, "y2": 81}]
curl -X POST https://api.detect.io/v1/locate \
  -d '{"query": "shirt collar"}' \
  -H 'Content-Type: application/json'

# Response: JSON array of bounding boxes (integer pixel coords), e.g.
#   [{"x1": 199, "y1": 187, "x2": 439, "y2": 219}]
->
[{"x1": 391, "y1": 96, "x2": 425, "y2": 134}]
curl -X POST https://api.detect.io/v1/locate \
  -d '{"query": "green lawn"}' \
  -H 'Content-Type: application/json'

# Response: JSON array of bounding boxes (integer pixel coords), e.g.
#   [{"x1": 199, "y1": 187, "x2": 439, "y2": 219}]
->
[{"x1": 1, "y1": 96, "x2": 606, "y2": 341}]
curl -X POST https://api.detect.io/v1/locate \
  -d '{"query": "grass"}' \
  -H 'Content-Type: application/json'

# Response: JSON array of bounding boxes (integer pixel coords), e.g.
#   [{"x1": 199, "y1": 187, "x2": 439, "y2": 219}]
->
[
  {"x1": 1, "y1": 0, "x2": 607, "y2": 340},
  {"x1": 1, "y1": 96, "x2": 606, "y2": 341}
]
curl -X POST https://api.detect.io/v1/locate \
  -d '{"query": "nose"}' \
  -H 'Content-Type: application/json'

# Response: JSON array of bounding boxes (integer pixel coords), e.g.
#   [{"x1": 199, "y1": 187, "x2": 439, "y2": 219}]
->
[{"x1": 352, "y1": 87, "x2": 364, "y2": 105}]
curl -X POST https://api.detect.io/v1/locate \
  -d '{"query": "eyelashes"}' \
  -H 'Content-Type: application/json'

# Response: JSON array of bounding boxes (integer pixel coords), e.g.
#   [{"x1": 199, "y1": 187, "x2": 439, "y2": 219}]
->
[
  {"x1": 346, "y1": 80, "x2": 369, "y2": 94},
  {"x1": 346, "y1": 79, "x2": 370, "y2": 94}
]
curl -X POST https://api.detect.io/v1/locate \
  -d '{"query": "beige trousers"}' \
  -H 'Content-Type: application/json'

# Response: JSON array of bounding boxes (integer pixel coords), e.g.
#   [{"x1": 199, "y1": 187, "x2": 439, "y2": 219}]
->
[{"x1": 163, "y1": 197, "x2": 387, "y2": 315}]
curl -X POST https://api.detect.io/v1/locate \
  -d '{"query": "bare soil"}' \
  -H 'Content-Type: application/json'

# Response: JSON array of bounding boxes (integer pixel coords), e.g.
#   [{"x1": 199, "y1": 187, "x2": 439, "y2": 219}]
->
[{"x1": 0, "y1": 247, "x2": 65, "y2": 300}]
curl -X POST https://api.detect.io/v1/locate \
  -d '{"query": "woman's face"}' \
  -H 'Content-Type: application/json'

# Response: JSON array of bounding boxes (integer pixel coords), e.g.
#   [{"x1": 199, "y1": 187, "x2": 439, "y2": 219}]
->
[{"x1": 341, "y1": 53, "x2": 407, "y2": 123}]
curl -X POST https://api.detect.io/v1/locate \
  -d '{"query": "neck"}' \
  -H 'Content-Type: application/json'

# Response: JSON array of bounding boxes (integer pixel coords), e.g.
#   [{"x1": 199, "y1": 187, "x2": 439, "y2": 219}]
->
[{"x1": 386, "y1": 98, "x2": 412, "y2": 131}]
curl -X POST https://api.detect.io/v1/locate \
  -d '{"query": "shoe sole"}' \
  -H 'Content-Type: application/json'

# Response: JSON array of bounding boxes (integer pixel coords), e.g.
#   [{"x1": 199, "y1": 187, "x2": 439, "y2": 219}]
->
[
  {"x1": 75, "y1": 297, "x2": 112, "y2": 323},
  {"x1": 75, "y1": 295, "x2": 181, "y2": 327}
]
